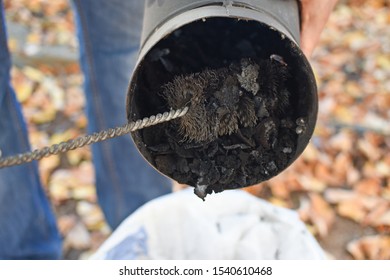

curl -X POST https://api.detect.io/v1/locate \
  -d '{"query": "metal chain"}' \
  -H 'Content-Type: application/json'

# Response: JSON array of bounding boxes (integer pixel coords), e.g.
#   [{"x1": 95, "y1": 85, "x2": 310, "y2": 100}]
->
[{"x1": 0, "y1": 107, "x2": 188, "y2": 169}]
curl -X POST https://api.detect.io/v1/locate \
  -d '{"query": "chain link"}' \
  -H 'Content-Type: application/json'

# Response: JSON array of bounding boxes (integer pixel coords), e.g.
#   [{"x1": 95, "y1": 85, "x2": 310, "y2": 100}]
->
[{"x1": 0, "y1": 107, "x2": 188, "y2": 169}]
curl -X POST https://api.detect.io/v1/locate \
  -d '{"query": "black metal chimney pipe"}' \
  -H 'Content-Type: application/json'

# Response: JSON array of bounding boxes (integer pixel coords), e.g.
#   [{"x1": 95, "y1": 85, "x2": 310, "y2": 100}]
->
[{"x1": 126, "y1": 0, "x2": 318, "y2": 196}]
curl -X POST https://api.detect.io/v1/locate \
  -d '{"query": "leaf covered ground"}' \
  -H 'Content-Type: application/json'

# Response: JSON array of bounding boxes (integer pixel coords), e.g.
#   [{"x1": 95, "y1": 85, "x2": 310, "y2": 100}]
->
[{"x1": 4, "y1": 0, "x2": 390, "y2": 259}]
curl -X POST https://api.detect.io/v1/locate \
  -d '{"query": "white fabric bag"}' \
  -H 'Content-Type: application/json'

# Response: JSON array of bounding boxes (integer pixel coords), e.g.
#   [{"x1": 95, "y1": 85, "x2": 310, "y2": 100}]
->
[{"x1": 91, "y1": 189, "x2": 325, "y2": 260}]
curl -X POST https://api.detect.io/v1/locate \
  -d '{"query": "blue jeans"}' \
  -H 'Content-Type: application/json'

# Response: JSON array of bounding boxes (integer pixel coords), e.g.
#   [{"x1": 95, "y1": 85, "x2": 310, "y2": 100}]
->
[{"x1": 0, "y1": 0, "x2": 171, "y2": 259}]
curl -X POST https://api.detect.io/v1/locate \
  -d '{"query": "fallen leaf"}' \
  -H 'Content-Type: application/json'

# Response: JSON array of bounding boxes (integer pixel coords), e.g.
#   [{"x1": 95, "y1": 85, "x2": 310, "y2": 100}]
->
[
  {"x1": 309, "y1": 193, "x2": 335, "y2": 238},
  {"x1": 76, "y1": 201, "x2": 106, "y2": 230},
  {"x1": 301, "y1": 143, "x2": 320, "y2": 161},
  {"x1": 30, "y1": 107, "x2": 56, "y2": 124},
  {"x1": 297, "y1": 176, "x2": 327, "y2": 193},
  {"x1": 38, "y1": 155, "x2": 60, "y2": 186},
  {"x1": 63, "y1": 222, "x2": 91, "y2": 251},
  {"x1": 355, "y1": 178, "x2": 382, "y2": 196},
  {"x1": 358, "y1": 138, "x2": 381, "y2": 161},
  {"x1": 49, "y1": 129, "x2": 78, "y2": 146},
  {"x1": 72, "y1": 185, "x2": 96, "y2": 202},
  {"x1": 66, "y1": 147, "x2": 91, "y2": 166},
  {"x1": 328, "y1": 130, "x2": 355, "y2": 152},
  {"x1": 49, "y1": 181, "x2": 71, "y2": 202},
  {"x1": 375, "y1": 161, "x2": 390, "y2": 178},
  {"x1": 346, "y1": 166, "x2": 361, "y2": 185},
  {"x1": 314, "y1": 162, "x2": 339, "y2": 187},
  {"x1": 57, "y1": 215, "x2": 77, "y2": 235},
  {"x1": 364, "y1": 200, "x2": 389, "y2": 226},
  {"x1": 268, "y1": 178, "x2": 290, "y2": 199},
  {"x1": 14, "y1": 79, "x2": 34, "y2": 103},
  {"x1": 332, "y1": 153, "x2": 353, "y2": 184},
  {"x1": 337, "y1": 199, "x2": 366, "y2": 222},
  {"x1": 64, "y1": 86, "x2": 85, "y2": 116},
  {"x1": 23, "y1": 66, "x2": 45, "y2": 81},
  {"x1": 375, "y1": 210, "x2": 390, "y2": 227},
  {"x1": 324, "y1": 189, "x2": 356, "y2": 204},
  {"x1": 347, "y1": 235, "x2": 390, "y2": 260},
  {"x1": 268, "y1": 197, "x2": 289, "y2": 208}
]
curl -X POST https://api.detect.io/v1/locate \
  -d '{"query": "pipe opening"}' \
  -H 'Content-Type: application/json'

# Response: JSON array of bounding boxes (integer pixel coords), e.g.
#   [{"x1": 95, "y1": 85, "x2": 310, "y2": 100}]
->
[{"x1": 127, "y1": 17, "x2": 317, "y2": 194}]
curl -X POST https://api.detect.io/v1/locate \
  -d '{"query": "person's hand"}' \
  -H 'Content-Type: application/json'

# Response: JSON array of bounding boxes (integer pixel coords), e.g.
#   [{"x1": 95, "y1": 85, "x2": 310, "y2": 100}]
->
[{"x1": 300, "y1": 0, "x2": 339, "y2": 57}]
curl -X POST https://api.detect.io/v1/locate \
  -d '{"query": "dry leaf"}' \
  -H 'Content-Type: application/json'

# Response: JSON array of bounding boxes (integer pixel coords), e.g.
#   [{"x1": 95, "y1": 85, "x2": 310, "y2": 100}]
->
[
  {"x1": 375, "y1": 161, "x2": 390, "y2": 178},
  {"x1": 301, "y1": 143, "x2": 320, "y2": 161},
  {"x1": 297, "y1": 176, "x2": 327, "y2": 193},
  {"x1": 355, "y1": 178, "x2": 381, "y2": 196},
  {"x1": 364, "y1": 200, "x2": 389, "y2": 226},
  {"x1": 337, "y1": 199, "x2": 367, "y2": 222},
  {"x1": 332, "y1": 153, "x2": 353, "y2": 184},
  {"x1": 23, "y1": 66, "x2": 45, "y2": 81},
  {"x1": 38, "y1": 155, "x2": 60, "y2": 185},
  {"x1": 308, "y1": 193, "x2": 335, "y2": 238},
  {"x1": 64, "y1": 86, "x2": 85, "y2": 116},
  {"x1": 49, "y1": 129, "x2": 78, "y2": 146},
  {"x1": 49, "y1": 181, "x2": 71, "y2": 202},
  {"x1": 346, "y1": 166, "x2": 361, "y2": 185},
  {"x1": 375, "y1": 210, "x2": 390, "y2": 227},
  {"x1": 76, "y1": 201, "x2": 106, "y2": 230},
  {"x1": 269, "y1": 178, "x2": 290, "y2": 199},
  {"x1": 358, "y1": 139, "x2": 381, "y2": 161},
  {"x1": 347, "y1": 236, "x2": 390, "y2": 260},
  {"x1": 57, "y1": 215, "x2": 77, "y2": 235},
  {"x1": 67, "y1": 147, "x2": 92, "y2": 166},
  {"x1": 329, "y1": 131, "x2": 355, "y2": 152},
  {"x1": 72, "y1": 186, "x2": 96, "y2": 202},
  {"x1": 324, "y1": 189, "x2": 356, "y2": 204},
  {"x1": 14, "y1": 79, "x2": 34, "y2": 103},
  {"x1": 63, "y1": 222, "x2": 91, "y2": 251},
  {"x1": 314, "y1": 162, "x2": 339, "y2": 187}
]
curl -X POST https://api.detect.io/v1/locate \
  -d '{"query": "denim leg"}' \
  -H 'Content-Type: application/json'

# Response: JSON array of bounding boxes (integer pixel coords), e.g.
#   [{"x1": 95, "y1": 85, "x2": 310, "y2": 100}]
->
[
  {"x1": 72, "y1": 0, "x2": 172, "y2": 229},
  {"x1": 0, "y1": 2, "x2": 61, "y2": 259}
]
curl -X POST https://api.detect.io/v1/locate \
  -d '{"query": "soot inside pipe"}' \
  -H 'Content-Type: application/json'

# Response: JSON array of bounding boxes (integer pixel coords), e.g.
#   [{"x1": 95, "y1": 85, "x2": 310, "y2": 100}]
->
[{"x1": 128, "y1": 18, "x2": 317, "y2": 199}]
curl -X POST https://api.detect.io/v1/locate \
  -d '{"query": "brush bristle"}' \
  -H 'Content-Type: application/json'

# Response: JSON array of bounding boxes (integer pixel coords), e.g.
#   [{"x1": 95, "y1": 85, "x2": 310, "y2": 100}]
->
[
  {"x1": 161, "y1": 57, "x2": 290, "y2": 143},
  {"x1": 238, "y1": 95, "x2": 257, "y2": 127},
  {"x1": 163, "y1": 73, "x2": 212, "y2": 142}
]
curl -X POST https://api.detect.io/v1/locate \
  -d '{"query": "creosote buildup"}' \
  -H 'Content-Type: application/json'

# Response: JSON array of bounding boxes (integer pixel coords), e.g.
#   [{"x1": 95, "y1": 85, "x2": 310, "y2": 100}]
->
[{"x1": 147, "y1": 57, "x2": 304, "y2": 199}]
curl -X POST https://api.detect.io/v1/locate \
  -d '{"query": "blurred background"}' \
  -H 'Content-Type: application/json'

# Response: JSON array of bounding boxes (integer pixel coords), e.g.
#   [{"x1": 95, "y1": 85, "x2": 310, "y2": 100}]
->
[{"x1": 3, "y1": 0, "x2": 390, "y2": 259}]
